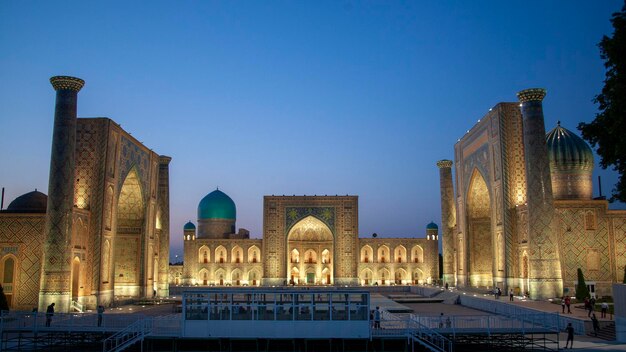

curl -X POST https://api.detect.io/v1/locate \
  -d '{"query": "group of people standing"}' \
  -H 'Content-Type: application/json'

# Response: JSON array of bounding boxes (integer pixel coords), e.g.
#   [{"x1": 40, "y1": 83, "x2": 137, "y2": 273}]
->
[
  {"x1": 43, "y1": 302, "x2": 106, "y2": 327},
  {"x1": 492, "y1": 287, "x2": 516, "y2": 302},
  {"x1": 560, "y1": 295, "x2": 573, "y2": 314}
]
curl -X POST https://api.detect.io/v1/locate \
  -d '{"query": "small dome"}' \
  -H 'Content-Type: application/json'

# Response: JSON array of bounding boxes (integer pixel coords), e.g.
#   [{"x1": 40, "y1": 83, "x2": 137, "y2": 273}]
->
[
  {"x1": 6, "y1": 190, "x2": 47, "y2": 213},
  {"x1": 546, "y1": 122, "x2": 594, "y2": 171},
  {"x1": 198, "y1": 189, "x2": 236, "y2": 220},
  {"x1": 184, "y1": 221, "x2": 196, "y2": 231},
  {"x1": 426, "y1": 222, "x2": 438, "y2": 230}
]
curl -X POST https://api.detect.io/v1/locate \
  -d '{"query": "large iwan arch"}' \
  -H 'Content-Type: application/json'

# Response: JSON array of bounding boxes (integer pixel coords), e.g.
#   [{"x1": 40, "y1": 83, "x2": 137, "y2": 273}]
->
[
  {"x1": 114, "y1": 167, "x2": 146, "y2": 297},
  {"x1": 287, "y1": 216, "x2": 333, "y2": 285},
  {"x1": 466, "y1": 168, "x2": 493, "y2": 288}
]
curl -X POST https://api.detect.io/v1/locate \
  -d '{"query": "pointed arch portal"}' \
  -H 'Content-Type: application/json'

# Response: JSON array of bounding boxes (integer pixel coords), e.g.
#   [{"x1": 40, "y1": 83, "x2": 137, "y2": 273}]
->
[
  {"x1": 466, "y1": 169, "x2": 493, "y2": 288},
  {"x1": 114, "y1": 168, "x2": 146, "y2": 297},
  {"x1": 287, "y1": 216, "x2": 334, "y2": 285}
]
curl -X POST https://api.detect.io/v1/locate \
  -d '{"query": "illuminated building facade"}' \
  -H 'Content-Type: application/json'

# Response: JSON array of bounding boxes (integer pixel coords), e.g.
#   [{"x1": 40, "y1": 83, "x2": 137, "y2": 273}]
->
[
  {"x1": 181, "y1": 194, "x2": 439, "y2": 287},
  {"x1": 0, "y1": 76, "x2": 170, "y2": 312},
  {"x1": 438, "y1": 88, "x2": 626, "y2": 299}
]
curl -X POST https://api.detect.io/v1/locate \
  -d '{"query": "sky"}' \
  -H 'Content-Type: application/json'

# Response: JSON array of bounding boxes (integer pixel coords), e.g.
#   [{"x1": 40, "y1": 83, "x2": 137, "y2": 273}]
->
[{"x1": 1, "y1": 1, "x2": 624, "y2": 262}]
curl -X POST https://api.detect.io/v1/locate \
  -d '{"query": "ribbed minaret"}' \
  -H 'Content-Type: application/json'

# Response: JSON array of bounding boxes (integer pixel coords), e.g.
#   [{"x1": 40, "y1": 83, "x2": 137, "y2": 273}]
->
[
  {"x1": 39, "y1": 76, "x2": 85, "y2": 312},
  {"x1": 182, "y1": 222, "x2": 196, "y2": 285},
  {"x1": 517, "y1": 88, "x2": 563, "y2": 299},
  {"x1": 437, "y1": 159, "x2": 456, "y2": 286},
  {"x1": 156, "y1": 155, "x2": 171, "y2": 297}
]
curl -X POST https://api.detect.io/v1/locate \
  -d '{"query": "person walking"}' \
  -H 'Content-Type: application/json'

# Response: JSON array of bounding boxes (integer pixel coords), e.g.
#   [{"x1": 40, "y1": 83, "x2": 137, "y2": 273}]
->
[
  {"x1": 565, "y1": 295, "x2": 572, "y2": 314},
  {"x1": 591, "y1": 313, "x2": 600, "y2": 337},
  {"x1": 589, "y1": 297, "x2": 596, "y2": 317},
  {"x1": 97, "y1": 305, "x2": 105, "y2": 327},
  {"x1": 45, "y1": 303, "x2": 55, "y2": 327},
  {"x1": 439, "y1": 313, "x2": 444, "y2": 328},
  {"x1": 561, "y1": 297, "x2": 566, "y2": 313},
  {"x1": 601, "y1": 301, "x2": 608, "y2": 318},
  {"x1": 374, "y1": 306, "x2": 381, "y2": 329},
  {"x1": 564, "y1": 322, "x2": 574, "y2": 349},
  {"x1": 509, "y1": 289, "x2": 514, "y2": 302}
]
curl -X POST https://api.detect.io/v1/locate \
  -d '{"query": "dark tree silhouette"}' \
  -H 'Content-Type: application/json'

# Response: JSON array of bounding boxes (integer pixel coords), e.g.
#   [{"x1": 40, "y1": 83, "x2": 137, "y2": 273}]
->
[
  {"x1": 0, "y1": 284, "x2": 9, "y2": 312},
  {"x1": 575, "y1": 268, "x2": 590, "y2": 301},
  {"x1": 578, "y1": 2, "x2": 626, "y2": 202}
]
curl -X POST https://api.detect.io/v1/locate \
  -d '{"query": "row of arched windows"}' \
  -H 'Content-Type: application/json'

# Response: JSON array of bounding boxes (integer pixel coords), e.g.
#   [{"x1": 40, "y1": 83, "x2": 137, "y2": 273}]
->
[
  {"x1": 197, "y1": 269, "x2": 261, "y2": 286},
  {"x1": 290, "y1": 249, "x2": 331, "y2": 264},
  {"x1": 359, "y1": 268, "x2": 426, "y2": 285},
  {"x1": 198, "y1": 245, "x2": 261, "y2": 264},
  {"x1": 360, "y1": 245, "x2": 424, "y2": 263}
]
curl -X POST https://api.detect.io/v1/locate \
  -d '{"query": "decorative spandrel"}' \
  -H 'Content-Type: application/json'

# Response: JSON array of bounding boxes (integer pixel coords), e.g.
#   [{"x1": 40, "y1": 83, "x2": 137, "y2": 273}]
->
[{"x1": 285, "y1": 207, "x2": 335, "y2": 234}]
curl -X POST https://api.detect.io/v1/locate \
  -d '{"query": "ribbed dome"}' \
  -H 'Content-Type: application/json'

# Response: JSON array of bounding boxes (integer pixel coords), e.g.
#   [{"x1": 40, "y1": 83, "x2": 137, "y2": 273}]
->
[
  {"x1": 184, "y1": 221, "x2": 196, "y2": 230},
  {"x1": 6, "y1": 190, "x2": 47, "y2": 213},
  {"x1": 426, "y1": 222, "x2": 438, "y2": 230},
  {"x1": 198, "y1": 190, "x2": 236, "y2": 220},
  {"x1": 546, "y1": 122, "x2": 594, "y2": 171}
]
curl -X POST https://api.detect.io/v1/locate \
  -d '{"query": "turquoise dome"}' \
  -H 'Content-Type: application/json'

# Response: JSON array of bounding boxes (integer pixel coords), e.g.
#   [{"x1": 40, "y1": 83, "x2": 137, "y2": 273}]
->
[
  {"x1": 184, "y1": 221, "x2": 196, "y2": 230},
  {"x1": 546, "y1": 122, "x2": 594, "y2": 171},
  {"x1": 426, "y1": 222, "x2": 438, "y2": 230},
  {"x1": 198, "y1": 190, "x2": 236, "y2": 220}
]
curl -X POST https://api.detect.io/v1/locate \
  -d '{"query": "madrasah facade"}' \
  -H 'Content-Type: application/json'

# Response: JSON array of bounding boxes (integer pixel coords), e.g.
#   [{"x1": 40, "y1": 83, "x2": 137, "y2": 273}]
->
[
  {"x1": 437, "y1": 88, "x2": 626, "y2": 300},
  {"x1": 174, "y1": 192, "x2": 440, "y2": 288},
  {"x1": 0, "y1": 76, "x2": 171, "y2": 312}
]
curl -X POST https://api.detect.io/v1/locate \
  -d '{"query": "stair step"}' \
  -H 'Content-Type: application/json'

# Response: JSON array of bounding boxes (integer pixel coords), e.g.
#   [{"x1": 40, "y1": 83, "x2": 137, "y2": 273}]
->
[{"x1": 586, "y1": 324, "x2": 616, "y2": 341}]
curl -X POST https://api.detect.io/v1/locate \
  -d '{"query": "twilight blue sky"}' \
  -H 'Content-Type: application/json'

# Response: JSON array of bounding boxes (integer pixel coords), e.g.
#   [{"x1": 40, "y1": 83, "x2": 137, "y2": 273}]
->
[{"x1": 1, "y1": 1, "x2": 624, "y2": 261}]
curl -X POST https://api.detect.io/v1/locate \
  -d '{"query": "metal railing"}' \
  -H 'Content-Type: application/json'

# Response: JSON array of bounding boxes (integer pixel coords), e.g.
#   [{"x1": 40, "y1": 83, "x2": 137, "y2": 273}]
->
[
  {"x1": 411, "y1": 313, "x2": 562, "y2": 338},
  {"x1": 376, "y1": 310, "x2": 452, "y2": 352},
  {"x1": 102, "y1": 318, "x2": 151, "y2": 352},
  {"x1": 459, "y1": 295, "x2": 585, "y2": 334},
  {"x1": 0, "y1": 311, "x2": 144, "y2": 333},
  {"x1": 407, "y1": 314, "x2": 453, "y2": 352},
  {"x1": 150, "y1": 314, "x2": 181, "y2": 337},
  {"x1": 72, "y1": 300, "x2": 84, "y2": 312}
]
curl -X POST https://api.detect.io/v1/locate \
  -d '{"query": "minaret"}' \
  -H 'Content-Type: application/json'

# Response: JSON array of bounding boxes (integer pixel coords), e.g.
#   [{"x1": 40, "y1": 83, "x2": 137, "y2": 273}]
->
[
  {"x1": 39, "y1": 76, "x2": 85, "y2": 312},
  {"x1": 437, "y1": 159, "x2": 456, "y2": 287},
  {"x1": 156, "y1": 155, "x2": 171, "y2": 297},
  {"x1": 182, "y1": 222, "x2": 196, "y2": 285},
  {"x1": 517, "y1": 88, "x2": 563, "y2": 299}
]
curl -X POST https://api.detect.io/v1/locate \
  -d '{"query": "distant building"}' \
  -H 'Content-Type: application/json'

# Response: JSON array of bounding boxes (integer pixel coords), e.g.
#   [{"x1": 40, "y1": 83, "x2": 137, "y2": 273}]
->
[
  {"x1": 0, "y1": 76, "x2": 170, "y2": 312},
  {"x1": 438, "y1": 88, "x2": 626, "y2": 299},
  {"x1": 179, "y1": 193, "x2": 439, "y2": 287}
]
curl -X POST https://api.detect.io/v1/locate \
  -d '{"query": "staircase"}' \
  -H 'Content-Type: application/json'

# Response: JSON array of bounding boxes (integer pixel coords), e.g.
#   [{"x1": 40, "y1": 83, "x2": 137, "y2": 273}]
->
[
  {"x1": 71, "y1": 300, "x2": 84, "y2": 313},
  {"x1": 587, "y1": 322, "x2": 616, "y2": 341},
  {"x1": 102, "y1": 318, "x2": 151, "y2": 352}
]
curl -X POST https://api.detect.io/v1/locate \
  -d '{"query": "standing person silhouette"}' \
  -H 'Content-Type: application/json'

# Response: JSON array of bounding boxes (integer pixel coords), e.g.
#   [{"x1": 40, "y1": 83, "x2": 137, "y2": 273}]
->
[
  {"x1": 374, "y1": 307, "x2": 381, "y2": 329},
  {"x1": 564, "y1": 323, "x2": 574, "y2": 349},
  {"x1": 45, "y1": 303, "x2": 55, "y2": 327},
  {"x1": 601, "y1": 301, "x2": 608, "y2": 318},
  {"x1": 97, "y1": 305, "x2": 105, "y2": 327}
]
